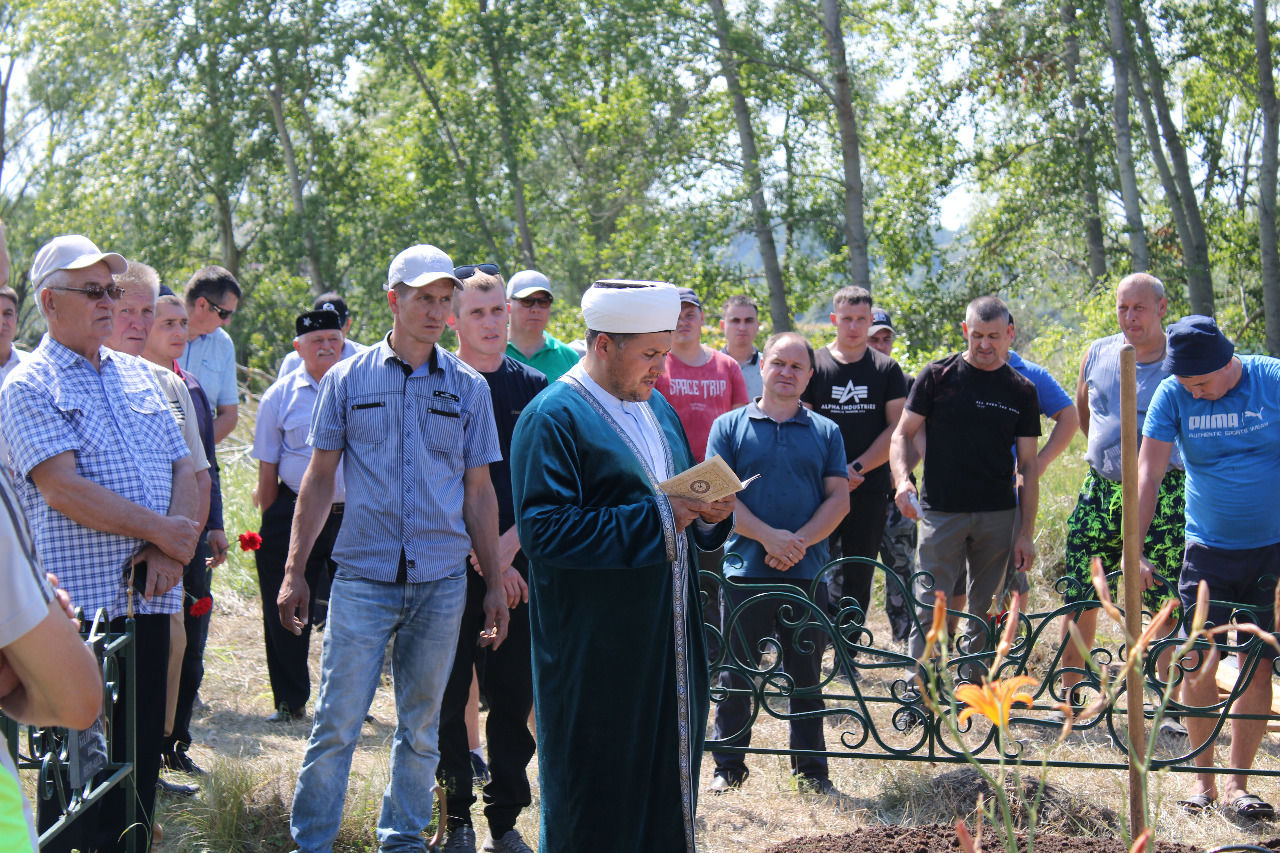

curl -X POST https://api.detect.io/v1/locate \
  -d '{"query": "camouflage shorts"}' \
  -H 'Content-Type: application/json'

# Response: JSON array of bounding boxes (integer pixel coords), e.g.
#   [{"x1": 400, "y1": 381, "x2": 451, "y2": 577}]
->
[{"x1": 1063, "y1": 467, "x2": 1185, "y2": 608}]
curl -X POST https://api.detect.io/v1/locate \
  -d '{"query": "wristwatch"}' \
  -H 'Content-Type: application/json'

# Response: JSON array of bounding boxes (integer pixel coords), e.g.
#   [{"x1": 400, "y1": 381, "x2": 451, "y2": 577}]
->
[{"x1": 851, "y1": 461, "x2": 864, "y2": 474}]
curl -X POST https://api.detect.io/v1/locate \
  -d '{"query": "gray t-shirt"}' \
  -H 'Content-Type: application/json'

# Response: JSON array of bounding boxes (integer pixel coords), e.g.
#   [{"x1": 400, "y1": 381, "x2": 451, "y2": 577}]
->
[
  {"x1": 0, "y1": 467, "x2": 52, "y2": 852},
  {"x1": 1083, "y1": 333, "x2": 1184, "y2": 481}
]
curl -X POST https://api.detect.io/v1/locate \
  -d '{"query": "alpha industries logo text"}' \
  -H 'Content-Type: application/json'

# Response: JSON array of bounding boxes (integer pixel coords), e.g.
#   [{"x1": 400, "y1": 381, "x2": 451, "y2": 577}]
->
[{"x1": 831, "y1": 382, "x2": 868, "y2": 405}]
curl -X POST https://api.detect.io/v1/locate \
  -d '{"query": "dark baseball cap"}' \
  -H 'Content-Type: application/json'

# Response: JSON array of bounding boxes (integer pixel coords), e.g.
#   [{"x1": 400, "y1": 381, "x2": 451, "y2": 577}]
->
[{"x1": 869, "y1": 308, "x2": 894, "y2": 335}]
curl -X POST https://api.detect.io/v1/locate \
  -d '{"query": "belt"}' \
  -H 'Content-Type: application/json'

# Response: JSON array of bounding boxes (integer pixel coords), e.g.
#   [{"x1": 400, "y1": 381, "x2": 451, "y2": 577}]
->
[{"x1": 279, "y1": 481, "x2": 344, "y2": 516}]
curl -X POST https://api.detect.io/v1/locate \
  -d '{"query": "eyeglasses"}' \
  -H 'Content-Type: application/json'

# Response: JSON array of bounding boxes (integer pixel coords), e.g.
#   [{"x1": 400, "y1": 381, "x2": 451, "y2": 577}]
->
[
  {"x1": 48, "y1": 283, "x2": 126, "y2": 301},
  {"x1": 203, "y1": 298, "x2": 235, "y2": 320},
  {"x1": 454, "y1": 263, "x2": 501, "y2": 280},
  {"x1": 516, "y1": 295, "x2": 552, "y2": 309}
]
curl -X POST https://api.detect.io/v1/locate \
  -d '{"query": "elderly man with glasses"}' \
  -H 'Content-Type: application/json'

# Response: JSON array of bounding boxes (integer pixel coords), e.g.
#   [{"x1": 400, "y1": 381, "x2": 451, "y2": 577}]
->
[
  {"x1": 0, "y1": 234, "x2": 201, "y2": 852},
  {"x1": 181, "y1": 265, "x2": 243, "y2": 442},
  {"x1": 503, "y1": 269, "x2": 579, "y2": 381}
]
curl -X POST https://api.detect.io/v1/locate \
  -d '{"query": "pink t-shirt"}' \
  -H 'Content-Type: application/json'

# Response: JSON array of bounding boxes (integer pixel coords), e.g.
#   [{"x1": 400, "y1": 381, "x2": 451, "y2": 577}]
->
[{"x1": 655, "y1": 348, "x2": 749, "y2": 462}]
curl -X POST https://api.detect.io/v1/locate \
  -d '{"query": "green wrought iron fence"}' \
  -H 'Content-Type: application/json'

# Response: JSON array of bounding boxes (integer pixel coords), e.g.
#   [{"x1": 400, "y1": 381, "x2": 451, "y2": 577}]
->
[
  {"x1": 703, "y1": 556, "x2": 1280, "y2": 777},
  {"x1": 1, "y1": 612, "x2": 138, "y2": 852}
]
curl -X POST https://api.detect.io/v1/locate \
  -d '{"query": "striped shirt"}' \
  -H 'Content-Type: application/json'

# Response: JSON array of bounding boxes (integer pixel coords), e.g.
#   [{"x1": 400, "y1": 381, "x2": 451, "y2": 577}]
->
[
  {"x1": 309, "y1": 334, "x2": 501, "y2": 582},
  {"x1": 0, "y1": 336, "x2": 189, "y2": 619}
]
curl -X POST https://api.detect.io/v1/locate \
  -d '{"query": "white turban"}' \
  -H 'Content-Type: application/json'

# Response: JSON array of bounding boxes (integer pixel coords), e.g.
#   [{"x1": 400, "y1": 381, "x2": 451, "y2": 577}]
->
[{"x1": 581, "y1": 280, "x2": 681, "y2": 334}]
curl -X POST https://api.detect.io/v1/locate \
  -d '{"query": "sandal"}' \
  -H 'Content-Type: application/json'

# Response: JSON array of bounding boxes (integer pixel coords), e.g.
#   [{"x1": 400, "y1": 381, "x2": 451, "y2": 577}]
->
[
  {"x1": 1177, "y1": 793, "x2": 1215, "y2": 815},
  {"x1": 1227, "y1": 793, "x2": 1275, "y2": 821}
]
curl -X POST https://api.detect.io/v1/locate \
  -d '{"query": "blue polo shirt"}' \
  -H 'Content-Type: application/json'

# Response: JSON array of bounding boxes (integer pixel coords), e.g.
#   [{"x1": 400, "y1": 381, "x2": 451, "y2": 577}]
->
[
  {"x1": 309, "y1": 334, "x2": 501, "y2": 582},
  {"x1": 1144, "y1": 355, "x2": 1280, "y2": 550},
  {"x1": 1008, "y1": 350, "x2": 1072, "y2": 416},
  {"x1": 706, "y1": 401, "x2": 847, "y2": 580}
]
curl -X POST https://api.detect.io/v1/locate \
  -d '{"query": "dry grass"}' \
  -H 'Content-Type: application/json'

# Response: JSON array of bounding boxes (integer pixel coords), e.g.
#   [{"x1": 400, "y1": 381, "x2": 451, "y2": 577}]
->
[{"x1": 114, "y1": 411, "x2": 1280, "y2": 852}]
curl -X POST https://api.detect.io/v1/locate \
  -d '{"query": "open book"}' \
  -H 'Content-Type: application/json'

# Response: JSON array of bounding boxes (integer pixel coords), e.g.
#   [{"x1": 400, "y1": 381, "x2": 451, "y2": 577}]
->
[{"x1": 658, "y1": 455, "x2": 760, "y2": 502}]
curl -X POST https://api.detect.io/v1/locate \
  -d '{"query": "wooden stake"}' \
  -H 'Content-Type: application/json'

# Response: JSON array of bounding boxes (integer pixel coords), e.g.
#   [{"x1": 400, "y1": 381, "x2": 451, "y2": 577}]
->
[{"x1": 1119, "y1": 344, "x2": 1146, "y2": 836}]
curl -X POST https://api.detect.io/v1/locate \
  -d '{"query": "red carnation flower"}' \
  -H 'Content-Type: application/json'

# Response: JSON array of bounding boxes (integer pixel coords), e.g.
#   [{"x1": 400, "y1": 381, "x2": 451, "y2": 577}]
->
[
  {"x1": 189, "y1": 596, "x2": 213, "y2": 618},
  {"x1": 238, "y1": 531, "x2": 263, "y2": 551}
]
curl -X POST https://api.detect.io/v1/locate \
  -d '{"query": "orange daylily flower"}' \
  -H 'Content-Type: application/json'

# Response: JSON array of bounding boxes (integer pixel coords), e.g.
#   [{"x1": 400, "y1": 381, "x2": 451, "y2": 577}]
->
[
  {"x1": 956, "y1": 675, "x2": 1038, "y2": 729},
  {"x1": 921, "y1": 591, "x2": 947, "y2": 661}
]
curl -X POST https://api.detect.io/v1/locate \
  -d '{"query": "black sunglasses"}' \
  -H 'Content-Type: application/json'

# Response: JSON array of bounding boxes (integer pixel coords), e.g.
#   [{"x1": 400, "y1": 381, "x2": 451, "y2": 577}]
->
[
  {"x1": 454, "y1": 263, "x2": 501, "y2": 281},
  {"x1": 204, "y1": 298, "x2": 235, "y2": 320},
  {"x1": 48, "y1": 283, "x2": 126, "y2": 301}
]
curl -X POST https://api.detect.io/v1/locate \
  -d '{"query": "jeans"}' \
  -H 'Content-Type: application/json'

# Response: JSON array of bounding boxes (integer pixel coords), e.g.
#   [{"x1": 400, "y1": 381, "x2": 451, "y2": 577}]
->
[{"x1": 289, "y1": 567, "x2": 466, "y2": 853}]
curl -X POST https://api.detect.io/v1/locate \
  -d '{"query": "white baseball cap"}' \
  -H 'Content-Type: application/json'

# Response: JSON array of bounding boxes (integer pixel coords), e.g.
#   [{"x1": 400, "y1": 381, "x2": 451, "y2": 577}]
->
[
  {"x1": 385, "y1": 244, "x2": 462, "y2": 291},
  {"x1": 30, "y1": 235, "x2": 127, "y2": 291},
  {"x1": 507, "y1": 270, "x2": 552, "y2": 300}
]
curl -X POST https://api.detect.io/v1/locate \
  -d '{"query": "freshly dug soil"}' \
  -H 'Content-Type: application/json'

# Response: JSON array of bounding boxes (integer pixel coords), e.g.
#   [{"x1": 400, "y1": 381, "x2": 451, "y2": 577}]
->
[{"x1": 760, "y1": 824, "x2": 1209, "y2": 853}]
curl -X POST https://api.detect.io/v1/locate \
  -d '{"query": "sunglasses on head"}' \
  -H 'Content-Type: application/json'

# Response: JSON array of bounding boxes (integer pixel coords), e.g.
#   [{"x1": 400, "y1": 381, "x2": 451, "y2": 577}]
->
[
  {"x1": 48, "y1": 283, "x2": 126, "y2": 301},
  {"x1": 204, "y1": 298, "x2": 235, "y2": 320},
  {"x1": 454, "y1": 263, "x2": 501, "y2": 281}
]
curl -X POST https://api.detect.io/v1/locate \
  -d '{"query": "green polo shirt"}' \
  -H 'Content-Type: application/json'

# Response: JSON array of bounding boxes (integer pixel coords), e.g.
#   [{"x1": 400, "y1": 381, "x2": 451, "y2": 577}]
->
[{"x1": 506, "y1": 332, "x2": 580, "y2": 381}]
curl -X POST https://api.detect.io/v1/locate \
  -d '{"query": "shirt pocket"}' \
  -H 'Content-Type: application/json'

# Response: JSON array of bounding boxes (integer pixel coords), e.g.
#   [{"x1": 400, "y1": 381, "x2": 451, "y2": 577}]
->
[
  {"x1": 282, "y1": 410, "x2": 314, "y2": 454},
  {"x1": 348, "y1": 394, "x2": 390, "y2": 446},
  {"x1": 421, "y1": 398, "x2": 464, "y2": 455},
  {"x1": 56, "y1": 393, "x2": 111, "y2": 456}
]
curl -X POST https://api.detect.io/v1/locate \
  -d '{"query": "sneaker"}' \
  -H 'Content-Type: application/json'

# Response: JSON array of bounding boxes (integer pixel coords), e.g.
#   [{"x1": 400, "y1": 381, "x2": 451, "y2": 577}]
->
[
  {"x1": 482, "y1": 829, "x2": 535, "y2": 852},
  {"x1": 162, "y1": 743, "x2": 206, "y2": 776},
  {"x1": 708, "y1": 768, "x2": 748, "y2": 793},
  {"x1": 266, "y1": 702, "x2": 305, "y2": 723},
  {"x1": 442, "y1": 824, "x2": 477, "y2": 853},
  {"x1": 470, "y1": 751, "x2": 491, "y2": 784}
]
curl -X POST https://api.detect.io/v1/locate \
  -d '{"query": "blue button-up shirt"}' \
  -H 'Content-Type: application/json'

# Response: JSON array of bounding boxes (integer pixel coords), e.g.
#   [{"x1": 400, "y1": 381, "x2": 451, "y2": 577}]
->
[
  {"x1": 0, "y1": 336, "x2": 190, "y2": 618},
  {"x1": 309, "y1": 334, "x2": 501, "y2": 582},
  {"x1": 179, "y1": 327, "x2": 238, "y2": 410},
  {"x1": 253, "y1": 366, "x2": 346, "y2": 500}
]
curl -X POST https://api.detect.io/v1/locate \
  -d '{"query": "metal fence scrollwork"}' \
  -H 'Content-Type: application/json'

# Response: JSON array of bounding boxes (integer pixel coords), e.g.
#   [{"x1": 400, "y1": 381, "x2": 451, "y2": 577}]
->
[
  {"x1": 1, "y1": 612, "x2": 138, "y2": 852},
  {"x1": 704, "y1": 556, "x2": 1280, "y2": 778}
]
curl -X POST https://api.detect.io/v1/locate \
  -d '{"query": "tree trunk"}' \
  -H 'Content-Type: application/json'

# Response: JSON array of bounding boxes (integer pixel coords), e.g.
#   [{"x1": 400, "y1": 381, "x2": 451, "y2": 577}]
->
[
  {"x1": 1105, "y1": 0, "x2": 1148, "y2": 270},
  {"x1": 709, "y1": 0, "x2": 791, "y2": 331},
  {"x1": 1255, "y1": 0, "x2": 1280, "y2": 355},
  {"x1": 267, "y1": 83, "x2": 326, "y2": 293},
  {"x1": 1132, "y1": 6, "x2": 1213, "y2": 314},
  {"x1": 215, "y1": 192, "x2": 241, "y2": 280},
  {"x1": 818, "y1": 0, "x2": 870, "y2": 290},
  {"x1": 1061, "y1": 0, "x2": 1106, "y2": 283},
  {"x1": 480, "y1": 0, "x2": 535, "y2": 270},
  {"x1": 396, "y1": 35, "x2": 504, "y2": 267},
  {"x1": 1130, "y1": 66, "x2": 1197, "y2": 291}
]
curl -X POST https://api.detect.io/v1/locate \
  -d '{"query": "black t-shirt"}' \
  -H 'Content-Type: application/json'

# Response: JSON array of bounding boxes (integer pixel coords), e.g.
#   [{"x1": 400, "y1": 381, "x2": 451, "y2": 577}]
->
[
  {"x1": 480, "y1": 356, "x2": 548, "y2": 534},
  {"x1": 802, "y1": 345, "x2": 907, "y2": 494},
  {"x1": 906, "y1": 353, "x2": 1040, "y2": 512}
]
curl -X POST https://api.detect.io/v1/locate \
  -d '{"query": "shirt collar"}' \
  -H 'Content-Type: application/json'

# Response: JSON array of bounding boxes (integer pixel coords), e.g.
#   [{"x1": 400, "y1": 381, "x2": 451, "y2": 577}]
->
[
  {"x1": 744, "y1": 397, "x2": 810, "y2": 424},
  {"x1": 1006, "y1": 349, "x2": 1025, "y2": 369},
  {"x1": 378, "y1": 332, "x2": 442, "y2": 377},
  {"x1": 39, "y1": 334, "x2": 116, "y2": 371},
  {"x1": 722, "y1": 346, "x2": 760, "y2": 366}
]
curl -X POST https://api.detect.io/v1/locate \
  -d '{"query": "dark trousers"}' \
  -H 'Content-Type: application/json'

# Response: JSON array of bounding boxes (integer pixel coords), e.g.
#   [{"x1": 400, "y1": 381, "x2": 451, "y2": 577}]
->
[
  {"x1": 826, "y1": 486, "x2": 890, "y2": 618},
  {"x1": 255, "y1": 485, "x2": 343, "y2": 713},
  {"x1": 712, "y1": 578, "x2": 828, "y2": 780},
  {"x1": 437, "y1": 568, "x2": 535, "y2": 837},
  {"x1": 168, "y1": 538, "x2": 211, "y2": 750},
  {"x1": 39, "y1": 612, "x2": 169, "y2": 853}
]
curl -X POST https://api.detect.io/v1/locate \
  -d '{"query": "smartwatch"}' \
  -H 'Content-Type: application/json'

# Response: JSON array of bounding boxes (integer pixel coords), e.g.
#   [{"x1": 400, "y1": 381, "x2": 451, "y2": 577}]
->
[{"x1": 851, "y1": 461, "x2": 864, "y2": 474}]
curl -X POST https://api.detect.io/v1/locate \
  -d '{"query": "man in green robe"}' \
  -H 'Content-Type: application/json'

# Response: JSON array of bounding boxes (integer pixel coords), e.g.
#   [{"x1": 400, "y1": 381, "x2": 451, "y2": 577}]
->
[{"x1": 511, "y1": 279, "x2": 735, "y2": 853}]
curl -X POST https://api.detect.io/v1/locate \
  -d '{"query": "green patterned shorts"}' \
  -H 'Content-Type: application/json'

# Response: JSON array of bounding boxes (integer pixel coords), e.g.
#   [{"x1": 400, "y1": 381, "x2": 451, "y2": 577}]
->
[{"x1": 1063, "y1": 467, "x2": 1185, "y2": 608}]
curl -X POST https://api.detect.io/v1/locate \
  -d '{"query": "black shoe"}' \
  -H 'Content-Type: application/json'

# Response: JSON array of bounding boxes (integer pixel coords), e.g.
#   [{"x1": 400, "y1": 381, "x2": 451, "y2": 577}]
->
[
  {"x1": 708, "y1": 768, "x2": 748, "y2": 793},
  {"x1": 162, "y1": 743, "x2": 205, "y2": 776},
  {"x1": 266, "y1": 702, "x2": 305, "y2": 722},
  {"x1": 157, "y1": 776, "x2": 200, "y2": 797}
]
